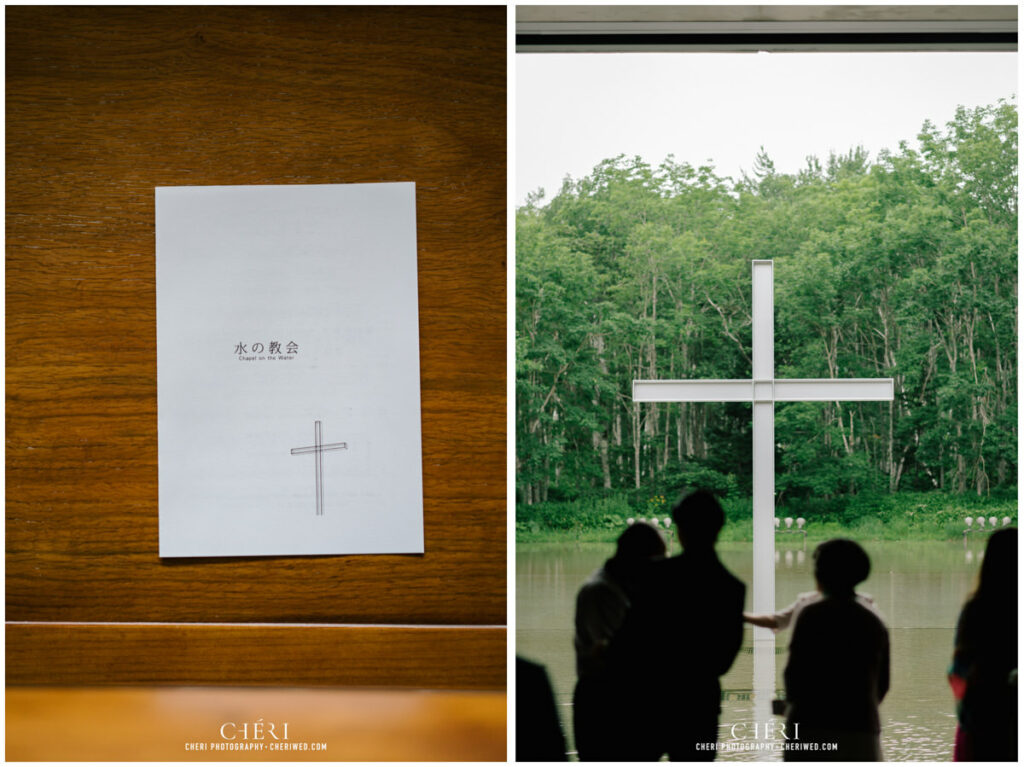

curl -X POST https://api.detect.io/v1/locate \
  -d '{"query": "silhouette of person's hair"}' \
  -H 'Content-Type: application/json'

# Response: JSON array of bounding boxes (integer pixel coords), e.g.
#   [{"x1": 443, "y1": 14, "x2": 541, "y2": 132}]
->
[
  {"x1": 615, "y1": 520, "x2": 665, "y2": 560},
  {"x1": 604, "y1": 521, "x2": 665, "y2": 587},
  {"x1": 975, "y1": 526, "x2": 1016, "y2": 598},
  {"x1": 813, "y1": 538, "x2": 871, "y2": 596},
  {"x1": 949, "y1": 527, "x2": 1017, "y2": 761},
  {"x1": 671, "y1": 489, "x2": 725, "y2": 545}
]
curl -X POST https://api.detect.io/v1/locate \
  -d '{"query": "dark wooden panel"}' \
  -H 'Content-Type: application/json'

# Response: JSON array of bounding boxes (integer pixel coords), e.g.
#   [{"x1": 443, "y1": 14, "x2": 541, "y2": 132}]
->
[
  {"x1": 6, "y1": 623, "x2": 506, "y2": 689},
  {"x1": 6, "y1": 7, "x2": 506, "y2": 625},
  {"x1": 6, "y1": 686, "x2": 507, "y2": 761}
]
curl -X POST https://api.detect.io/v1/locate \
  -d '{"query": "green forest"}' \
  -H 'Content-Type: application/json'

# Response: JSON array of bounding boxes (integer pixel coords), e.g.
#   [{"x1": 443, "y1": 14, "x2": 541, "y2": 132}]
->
[{"x1": 516, "y1": 100, "x2": 1017, "y2": 540}]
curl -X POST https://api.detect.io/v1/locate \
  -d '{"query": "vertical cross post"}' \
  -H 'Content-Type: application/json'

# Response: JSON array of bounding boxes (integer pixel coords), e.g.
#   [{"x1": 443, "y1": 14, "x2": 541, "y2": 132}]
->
[
  {"x1": 750, "y1": 261, "x2": 777, "y2": 734},
  {"x1": 751, "y1": 260, "x2": 775, "y2": 636}
]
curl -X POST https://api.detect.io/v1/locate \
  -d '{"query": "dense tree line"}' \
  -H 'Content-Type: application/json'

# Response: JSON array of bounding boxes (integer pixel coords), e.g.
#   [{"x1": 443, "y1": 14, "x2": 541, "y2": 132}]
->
[{"x1": 517, "y1": 101, "x2": 1017, "y2": 509}]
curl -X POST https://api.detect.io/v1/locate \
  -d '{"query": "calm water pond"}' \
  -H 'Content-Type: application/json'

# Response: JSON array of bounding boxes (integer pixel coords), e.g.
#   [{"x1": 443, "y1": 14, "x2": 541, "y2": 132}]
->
[{"x1": 517, "y1": 539, "x2": 987, "y2": 761}]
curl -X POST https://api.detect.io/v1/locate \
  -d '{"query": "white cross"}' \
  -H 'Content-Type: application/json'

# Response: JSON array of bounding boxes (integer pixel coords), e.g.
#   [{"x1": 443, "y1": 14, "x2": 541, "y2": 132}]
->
[
  {"x1": 633, "y1": 259, "x2": 893, "y2": 737},
  {"x1": 290, "y1": 420, "x2": 348, "y2": 516},
  {"x1": 633, "y1": 260, "x2": 893, "y2": 622}
]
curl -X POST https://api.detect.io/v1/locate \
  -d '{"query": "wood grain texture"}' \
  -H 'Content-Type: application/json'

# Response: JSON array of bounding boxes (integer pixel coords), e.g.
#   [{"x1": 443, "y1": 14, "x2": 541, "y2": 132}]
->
[
  {"x1": 6, "y1": 686, "x2": 507, "y2": 761},
  {"x1": 6, "y1": 623, "x2": 506, "y2": 689},
  {"x1": 6, "y1": 7, "x2": 506, "y2": 626}
]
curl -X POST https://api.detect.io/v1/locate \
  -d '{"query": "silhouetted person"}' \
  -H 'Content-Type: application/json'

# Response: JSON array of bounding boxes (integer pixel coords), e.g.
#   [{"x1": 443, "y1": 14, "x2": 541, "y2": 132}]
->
[
  {"x1": 783, "y1": 539, "x2": 889, "y2": 761},
  {"x1": 949, "y1": 527, "x2": 1017, "y2": 761},
  {"x1": 573, "y1": 522, "x2": 666, "y2": 760},
  {"x1": 516, "y1": 655, "x2": 567, "y2": 761},
  {"x1": 608, "y1": 489, "x2": 745, "y2": 761}
]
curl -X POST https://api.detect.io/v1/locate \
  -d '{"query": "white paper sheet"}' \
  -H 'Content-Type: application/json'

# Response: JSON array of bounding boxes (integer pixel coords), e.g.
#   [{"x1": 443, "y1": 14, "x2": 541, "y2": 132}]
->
[{"x1": 156, "y1": 183, "x2": 424, "y2": 557}]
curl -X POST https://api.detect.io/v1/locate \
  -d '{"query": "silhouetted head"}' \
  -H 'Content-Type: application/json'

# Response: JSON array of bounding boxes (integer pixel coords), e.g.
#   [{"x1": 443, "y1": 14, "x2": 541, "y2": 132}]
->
[
  {"x1": 612, "y1": 521, "x2": 666, "y2": 564},
  {"x1": 976, "y1": 527, "x2": 1016, "y2": 599},
  {"x1": 671, "y1": 489, "x2": 725, "y2": 549},
  {"x1": 606, "y1": 521, "x2": 666, "y2": 584},
  {"x1": 813, "y1": 539, "x2": 871, "y2": 597}
]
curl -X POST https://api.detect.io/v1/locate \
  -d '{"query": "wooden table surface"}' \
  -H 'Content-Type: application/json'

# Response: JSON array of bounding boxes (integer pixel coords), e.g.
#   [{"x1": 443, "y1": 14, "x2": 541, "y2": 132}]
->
[
  {"x1": 6, "y1": 686, "x2": 507, "y2": 761},
  {"x1": 6, "y1": 5, "x2": 507, "y2": 689}
]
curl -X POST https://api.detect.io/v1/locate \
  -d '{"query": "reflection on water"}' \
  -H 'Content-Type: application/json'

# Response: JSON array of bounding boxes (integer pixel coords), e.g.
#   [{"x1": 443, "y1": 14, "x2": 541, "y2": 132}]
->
[{"x1": 517, "y1": 540, "x2": 985, "y2": 762}]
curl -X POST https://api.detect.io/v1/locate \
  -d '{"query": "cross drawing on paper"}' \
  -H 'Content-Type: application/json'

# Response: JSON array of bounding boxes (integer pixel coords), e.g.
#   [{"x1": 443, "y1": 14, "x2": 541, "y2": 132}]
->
[{"x1": 290, "y1": 420, "x2": 347, "y2": 516}]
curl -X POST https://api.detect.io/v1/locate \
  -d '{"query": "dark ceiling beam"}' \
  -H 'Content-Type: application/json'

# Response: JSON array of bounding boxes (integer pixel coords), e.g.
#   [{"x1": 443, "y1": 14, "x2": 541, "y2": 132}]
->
[{"x1": 516, "y1": 6, "x2": 1018, "y2": 52}]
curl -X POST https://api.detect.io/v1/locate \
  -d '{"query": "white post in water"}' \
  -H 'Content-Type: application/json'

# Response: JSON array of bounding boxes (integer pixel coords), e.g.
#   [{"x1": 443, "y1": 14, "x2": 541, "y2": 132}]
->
[{"x1": 633, "y1": 260, "x2": 894, "y2": 728}]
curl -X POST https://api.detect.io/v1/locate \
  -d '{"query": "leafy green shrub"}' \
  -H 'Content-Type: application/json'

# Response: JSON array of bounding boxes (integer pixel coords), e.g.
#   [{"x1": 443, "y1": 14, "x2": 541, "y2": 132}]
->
[
  {"x1": 517, "y1": 489, "x2": 1017, "y2": 540},
  {"x1": 659, "y1": 466, "x2": 740, "y2": 499},
  {"x1": 943, "y1": 520, "x2": 966, "y2": 539},
  {"x1": 852, "y1": 516, "x2": 886, "y2": 539},
  {"x1": 722, "y1": 496, "x2": 752, "y2": 525}
]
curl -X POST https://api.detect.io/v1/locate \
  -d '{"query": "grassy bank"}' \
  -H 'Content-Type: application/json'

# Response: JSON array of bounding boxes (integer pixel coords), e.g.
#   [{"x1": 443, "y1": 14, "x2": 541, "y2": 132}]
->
[{"x1": 515, "y1": 491, "x2": 1017, "y2": 544}]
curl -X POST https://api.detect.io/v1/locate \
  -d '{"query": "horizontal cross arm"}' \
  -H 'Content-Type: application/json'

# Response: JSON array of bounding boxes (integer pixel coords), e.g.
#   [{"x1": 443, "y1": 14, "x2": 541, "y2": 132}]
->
[
  {"x1": 290, "y1": 442, "x2": 348, "y2": 455},
  {"x1": 774, "y1": 378, "x2": 894, "y2": 402},
  {"x1": 633, "y1": 379, "x2": 754, "y2": 402},
  {"x1": 633, "y1": 378, "x2": 894, "y2": 403}
]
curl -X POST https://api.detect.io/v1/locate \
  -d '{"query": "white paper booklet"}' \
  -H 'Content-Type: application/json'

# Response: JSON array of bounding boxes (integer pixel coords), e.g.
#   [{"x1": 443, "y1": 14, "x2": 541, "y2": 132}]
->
[{"x1": 156, "y1": 183, "x2": 424, "y2": 557}]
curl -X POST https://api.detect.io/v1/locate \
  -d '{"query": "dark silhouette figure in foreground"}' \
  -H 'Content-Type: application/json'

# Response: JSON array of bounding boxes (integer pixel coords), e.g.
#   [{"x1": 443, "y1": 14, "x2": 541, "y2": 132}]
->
[
  {"x1": 949, "y1": 527, "x2": 1017, "y2": 761},
  {"x1": 516, "y1": 655, "x2": 567, "y2": 761},
  {"x1": 783, "y1": 539, "x2": 889, "y2": 761},
  {"x1": 609, "y1": 490, "x2": 745, "y2": 761},
  {"x1": 573, "y1": 522, "x2": 666, "y2": 760}
]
